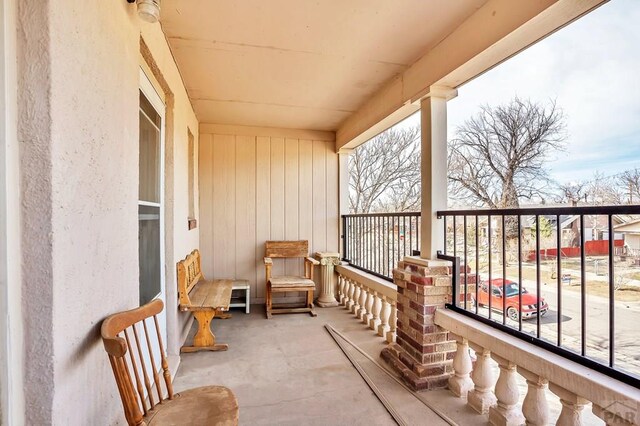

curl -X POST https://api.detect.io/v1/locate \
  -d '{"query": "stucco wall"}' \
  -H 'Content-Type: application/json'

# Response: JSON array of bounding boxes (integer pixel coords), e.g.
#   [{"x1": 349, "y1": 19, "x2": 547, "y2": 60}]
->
[
  {"x1": 47, "y1": 2, "x2": 140, "y2": 424},
  {"x1": 17, "y1": 1, "x2": 199, "y2": 423}
]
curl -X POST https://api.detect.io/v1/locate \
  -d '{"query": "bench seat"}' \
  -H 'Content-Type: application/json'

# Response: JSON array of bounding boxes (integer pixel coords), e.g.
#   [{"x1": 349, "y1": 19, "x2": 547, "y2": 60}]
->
[{"x1": 181, "y1": 279, "x2": 233, "y2": 312}]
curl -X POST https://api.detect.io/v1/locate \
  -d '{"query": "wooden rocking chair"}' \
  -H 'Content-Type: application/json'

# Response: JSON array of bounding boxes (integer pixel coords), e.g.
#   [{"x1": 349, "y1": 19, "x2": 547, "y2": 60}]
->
[
  {"x1": 264, "y1": 240, "x2": 319, "y2": 319},
  {"x1": 101, "y1": 299, "x2": 238, "y2": 425}
]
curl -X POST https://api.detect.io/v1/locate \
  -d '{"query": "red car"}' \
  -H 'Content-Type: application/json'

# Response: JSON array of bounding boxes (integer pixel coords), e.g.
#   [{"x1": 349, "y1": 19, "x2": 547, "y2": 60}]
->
[{"x1": 476, "y1": 279, "x2": 548, "y2": 321}]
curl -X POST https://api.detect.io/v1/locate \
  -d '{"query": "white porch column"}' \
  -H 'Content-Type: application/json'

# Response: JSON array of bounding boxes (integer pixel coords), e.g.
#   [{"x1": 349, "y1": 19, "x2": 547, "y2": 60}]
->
[
  {"x1": 338, "y1": 148, "x2": 353, "y2": 259},
  {"x1": 420, "y1": 86, "x2": 457, "y2": 259}
]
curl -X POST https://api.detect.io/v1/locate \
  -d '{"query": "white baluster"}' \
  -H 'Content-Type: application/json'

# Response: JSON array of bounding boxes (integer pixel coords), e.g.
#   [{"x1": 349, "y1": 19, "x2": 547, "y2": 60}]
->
[
  {"x1": 519, "y1": 367, "x2": 550, "y2": 426},
  {"x1": 467, "y1": 345, "x2": 497, "y2": 414},
  {"x1": 339, "y1": 276, "x2": 347, "y2": 306},
  {"x1": 549, "y1": 384, "x2": 588, "y2": 426},
  {"x1": 386, "y1": 301, "x2": 397, "y2": 343},
  {"x1": 363, "y1": 287, "x2": 373, "y2": 324},
  {"x1": 357, "y1": 285, "x2": 368, "y2": 320},
  {"x1": 489, "y1": 354, "x2": 524, "y2": 425},
  {"x1": 378, "y1": 296, "x2": 391, "y2": 337},
  {"x1": 351, "y1": 282, "x2": 361, "y2": 315},
  {"x1": 345, "y1": 279, "x2": 355, "y2": 310},
  {"x1": 369, "y1": 291, "x2": 382, "y2": 331},
  {"x1": 448, "y1": 336, "x2": 473, "y2": 398}
]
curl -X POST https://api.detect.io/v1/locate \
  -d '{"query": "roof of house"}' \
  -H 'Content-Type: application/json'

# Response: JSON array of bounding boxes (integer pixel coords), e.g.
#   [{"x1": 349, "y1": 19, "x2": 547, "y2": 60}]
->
[{"x1": 614, "y1": 219, "x2": 640, "y2": 233}]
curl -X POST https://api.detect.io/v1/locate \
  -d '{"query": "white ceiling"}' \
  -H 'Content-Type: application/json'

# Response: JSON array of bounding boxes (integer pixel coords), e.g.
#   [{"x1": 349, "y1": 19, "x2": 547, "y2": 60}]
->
[{"x1": 160, "y1": 0, "x2": 488, "y2": 131}]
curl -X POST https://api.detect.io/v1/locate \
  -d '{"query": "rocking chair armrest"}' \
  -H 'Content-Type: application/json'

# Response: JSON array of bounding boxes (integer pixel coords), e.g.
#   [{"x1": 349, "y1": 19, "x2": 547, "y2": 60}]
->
[{"x1": 305, "y1": 257, "x2": 320, "y2": 266}]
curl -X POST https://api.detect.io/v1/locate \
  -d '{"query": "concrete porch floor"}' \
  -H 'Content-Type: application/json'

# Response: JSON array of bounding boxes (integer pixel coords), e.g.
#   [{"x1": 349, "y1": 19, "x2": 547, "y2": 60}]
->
[
  {"x1": 172, "y1": 305, "x2": 479, "y2": 425},
  {"x1": 173, "y1": 305, "x2": 606, "y2": 425}
]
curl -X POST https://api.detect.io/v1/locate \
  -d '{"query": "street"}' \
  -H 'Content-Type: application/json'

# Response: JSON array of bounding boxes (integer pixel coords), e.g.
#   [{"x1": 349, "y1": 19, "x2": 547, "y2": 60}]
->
[{"x1": 468, "y1": 274, "x2": 640, "y2": 378}]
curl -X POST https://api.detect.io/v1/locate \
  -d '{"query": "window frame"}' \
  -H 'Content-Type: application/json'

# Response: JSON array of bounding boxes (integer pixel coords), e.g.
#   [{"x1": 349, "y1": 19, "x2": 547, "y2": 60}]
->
[{"x1": 138, "y1": 68, "x2": 165, "y2": 306}]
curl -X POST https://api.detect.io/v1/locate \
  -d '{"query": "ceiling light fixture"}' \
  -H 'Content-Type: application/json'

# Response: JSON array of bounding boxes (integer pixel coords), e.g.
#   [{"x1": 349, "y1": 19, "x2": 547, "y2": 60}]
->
[{"x1": 127, "y1": 0, "x2": 161, "y2": 24}]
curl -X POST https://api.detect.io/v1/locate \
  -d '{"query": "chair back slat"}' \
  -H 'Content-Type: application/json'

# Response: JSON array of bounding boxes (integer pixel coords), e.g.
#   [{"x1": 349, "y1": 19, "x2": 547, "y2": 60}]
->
[
  {"x1": 153, "y1": 314, "x2": 174, "y2": 399},
  {"x1": 109, "y1": 356, "x2": 133, "y2": 420},
  {"x1": 132, "y1": 323, "x2": 155, "y2": 409},
  {"x1": 113, "y1": 355, "x2": 143, "y2": 425},
  {"x1": 265, "y1": 240, "x2": 309, "y2": 258},
  {"x1": 124, "y1": 329, "x2": 148, "y2": 415},
  {"x1": 102, "y1": 299, "x2": 174, "y2": 425},
  {"x1": 142, "y1": 319, "x2": 164, "y2": 403}
]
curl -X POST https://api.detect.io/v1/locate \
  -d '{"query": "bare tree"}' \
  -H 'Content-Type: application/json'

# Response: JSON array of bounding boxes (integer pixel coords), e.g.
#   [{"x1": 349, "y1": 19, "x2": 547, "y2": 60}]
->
[
  {"x1": 620, "y1": 168, "x2": 640, "y2": 204},
  {"x1": 556, "y1": 171, "x2": 626, "y2": 206},
  {"x1": 557, "y1": 181, "x2": 588, "y2": 206},
  {"x1": 349, "y1": 126, "x2": 420, "y2": 213},
  {"x1": 585, "y1": 171, "x2": 624, "y2": 205},
  {"x1": 448, "y1": 98, "x2": 566, "y2": 210}
]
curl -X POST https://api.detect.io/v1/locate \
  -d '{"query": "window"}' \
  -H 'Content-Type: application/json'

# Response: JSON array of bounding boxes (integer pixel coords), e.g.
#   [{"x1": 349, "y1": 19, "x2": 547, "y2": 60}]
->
[
  {"x1": 139, "y1": 90, "x2": 163, "y2": 305},
  {"x1": 187, "y1": 128, "x2": 197, "y2": 229}
]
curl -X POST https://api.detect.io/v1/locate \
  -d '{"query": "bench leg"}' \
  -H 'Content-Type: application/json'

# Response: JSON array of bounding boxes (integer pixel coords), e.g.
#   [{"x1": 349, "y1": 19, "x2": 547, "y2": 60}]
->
[
  {"x1": 181, "y1": 311, "x2": 228, "y2": 353},
  {"x1": 266, "y1": 282, "x2": 273, "y2": 319}
]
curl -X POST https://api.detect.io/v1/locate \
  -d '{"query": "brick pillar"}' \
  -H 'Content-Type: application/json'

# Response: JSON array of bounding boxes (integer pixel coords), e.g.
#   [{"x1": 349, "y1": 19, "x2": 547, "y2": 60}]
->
[{"x1": 381, "y1": 257, "x2": 456, "y2": 391}]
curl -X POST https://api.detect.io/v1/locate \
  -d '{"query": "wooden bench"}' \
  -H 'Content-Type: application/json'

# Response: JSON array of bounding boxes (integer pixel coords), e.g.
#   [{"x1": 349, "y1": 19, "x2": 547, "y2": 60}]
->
[
  {"x1": 101, "y1": 299, "x2": 239, "y2": 425},
  {"x1": 177, "y1": 249, "x2": 233, "y2": 353}
]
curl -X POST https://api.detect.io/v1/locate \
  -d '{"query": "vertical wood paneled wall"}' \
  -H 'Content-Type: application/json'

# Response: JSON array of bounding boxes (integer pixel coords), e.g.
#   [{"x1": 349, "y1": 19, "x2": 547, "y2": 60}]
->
[{"x1": 199, "y1": 125, "x2": 339, "y2": 302}]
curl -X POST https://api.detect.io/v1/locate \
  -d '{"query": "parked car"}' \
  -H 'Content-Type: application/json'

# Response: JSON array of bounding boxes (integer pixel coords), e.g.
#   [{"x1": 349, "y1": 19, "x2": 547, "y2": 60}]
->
[{"x1": 476, "y1": 279, "x2": 548, "y2": 321}]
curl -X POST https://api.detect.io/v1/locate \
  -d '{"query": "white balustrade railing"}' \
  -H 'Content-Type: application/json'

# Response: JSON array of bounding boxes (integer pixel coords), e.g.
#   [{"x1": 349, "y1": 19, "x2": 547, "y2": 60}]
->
[
  {"x1": 335, "y1": 264, "x2": 397, "y2": 344},
  {"x1": 435, "y1": 309, "x2": 640, "y2": 426}
]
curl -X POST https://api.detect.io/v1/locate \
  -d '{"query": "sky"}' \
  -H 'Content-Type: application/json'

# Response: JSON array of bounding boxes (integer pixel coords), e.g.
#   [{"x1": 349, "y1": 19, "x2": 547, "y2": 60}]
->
[{"x1": 400, "y1": 0, "x2": 640, "y2": 185}]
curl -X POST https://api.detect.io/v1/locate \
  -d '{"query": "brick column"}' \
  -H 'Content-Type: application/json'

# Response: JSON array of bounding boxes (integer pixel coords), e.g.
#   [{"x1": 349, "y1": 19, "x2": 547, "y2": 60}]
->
[{"x1": 381, "y1": 257, "x2": 456, "y2": 391}]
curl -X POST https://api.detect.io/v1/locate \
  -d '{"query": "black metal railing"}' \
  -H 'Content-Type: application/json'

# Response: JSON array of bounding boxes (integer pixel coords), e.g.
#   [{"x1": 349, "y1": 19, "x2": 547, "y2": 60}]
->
[
  {"x1": 342, "y1": 212, "x2": 421, "y2": 281},
  {"x1": 438, "y1": 204, "x2": 640, "y2": 388}
]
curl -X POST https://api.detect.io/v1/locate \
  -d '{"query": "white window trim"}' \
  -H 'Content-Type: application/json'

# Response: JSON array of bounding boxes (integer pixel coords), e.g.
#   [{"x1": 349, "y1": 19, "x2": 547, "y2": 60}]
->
[
  {"x1": 138, "y1": 68, "x2": 165, "y2": 306},
  {"x1": 0, "y1": 0, "x2": 24, "y2": 423}
]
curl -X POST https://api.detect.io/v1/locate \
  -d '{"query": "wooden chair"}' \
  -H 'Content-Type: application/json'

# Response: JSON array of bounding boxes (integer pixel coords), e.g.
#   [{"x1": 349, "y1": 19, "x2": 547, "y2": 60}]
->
[
  {"x1": 263, "y1": 240, "x2": 320, "y2": 319},
  {"x1": 101, "y1": 299, "x2": 239, "y2": 425}
]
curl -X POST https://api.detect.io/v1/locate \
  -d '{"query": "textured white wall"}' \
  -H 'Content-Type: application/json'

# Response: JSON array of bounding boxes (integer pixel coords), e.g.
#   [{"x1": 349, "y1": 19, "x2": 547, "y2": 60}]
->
[
  {"x1": 47, "y1": 2, "x2": 140, "y2": 424},
  {"x1": 16, "y1": 1, "x2": 199, "y2": 423},
  {"x1": 18, "y1": 0, "x2": 59, "y2": 423}
]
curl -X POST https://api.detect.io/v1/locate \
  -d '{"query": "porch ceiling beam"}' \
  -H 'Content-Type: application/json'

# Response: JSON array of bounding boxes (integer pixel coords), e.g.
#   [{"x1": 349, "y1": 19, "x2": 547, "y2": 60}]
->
[
  {"x1": 335, "y1": 0, "x2": 607, "y2": 151},
  {"x1": 199, "y1": 123, "x2": 335, "y2": 142}
]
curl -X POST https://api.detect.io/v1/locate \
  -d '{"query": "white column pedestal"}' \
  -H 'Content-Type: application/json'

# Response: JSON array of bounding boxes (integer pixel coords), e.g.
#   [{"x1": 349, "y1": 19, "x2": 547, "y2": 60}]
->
[{"x1": 315, "y1": 252, "x2": 340, "y2": 307}]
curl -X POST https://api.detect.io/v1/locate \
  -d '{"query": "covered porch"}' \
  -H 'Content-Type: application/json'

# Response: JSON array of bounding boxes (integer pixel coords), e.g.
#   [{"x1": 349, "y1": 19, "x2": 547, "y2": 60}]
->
[{"x1": 2, "y1": 0, "x2": 638, "y2": 425}]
